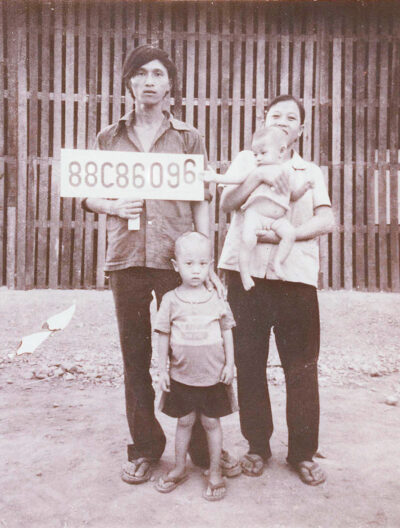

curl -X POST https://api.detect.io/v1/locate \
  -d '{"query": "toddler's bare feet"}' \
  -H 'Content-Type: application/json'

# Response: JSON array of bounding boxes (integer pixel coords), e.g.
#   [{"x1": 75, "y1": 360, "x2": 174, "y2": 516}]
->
[{"x1": 203, "y1": 471, "x2": 226, "y2": 501}]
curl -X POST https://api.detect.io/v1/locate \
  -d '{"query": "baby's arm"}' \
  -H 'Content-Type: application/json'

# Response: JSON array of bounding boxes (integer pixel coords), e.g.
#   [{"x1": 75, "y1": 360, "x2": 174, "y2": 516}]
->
[
  {"x1": 157, "y1": 333, "x2": 171, "y2": 392},
  {"x1": 202, "y1": 151, "x2": 255, "y2": 185},
  {"x1": 290, "y1": 177, "x2": 314, "y2": 202},
  {"x1": 220, "y1": 328, "x2": 235, "y2": 385}
]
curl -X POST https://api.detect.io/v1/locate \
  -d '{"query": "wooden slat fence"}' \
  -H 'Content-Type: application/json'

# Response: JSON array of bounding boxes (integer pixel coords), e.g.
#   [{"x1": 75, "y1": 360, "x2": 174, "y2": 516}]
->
[{"x1": 1, "y1": 0, "x2": 399, "y2": 290}]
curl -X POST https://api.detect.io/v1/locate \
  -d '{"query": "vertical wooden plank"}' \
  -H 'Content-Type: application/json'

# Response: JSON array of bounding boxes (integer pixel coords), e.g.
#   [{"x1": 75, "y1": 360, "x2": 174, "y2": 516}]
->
[
  {"x1": 354, "y1": 9, "x2": 366, "y2": 290},
  {"x1": 343, "y1": 14, "x2": 354, "y2": 290},
  {"x1": 37, "y1": 3, "x2": 51, "y2": 288},
  {"x1": 96, "y1": 2, "x2": 111, "y2": 290},
  {"x1": 208, "y1": 3, "x2": 218, "y2": 258},
  {"x1": 303, "y1": 7, "x2": 314, "y2": 161},
  {"x1": 377, "y1": 9, "x2": 389, "y2": 291},
  {"x1": 6, "y1": 3, "x2": 18, "y2": 288},
  {"x1": 220, "y1": 10, "x2": 230, "y2": 163},
  {"x1": 279, "y1": 7, "x2": 290, "y2": 94},
  {"x1": 268, "y1": 9, "x2": 278, "y2": 101},
  {"x1": 388, "y1": 17, "x2": 400, "y2": 291},
  {"x1": 185, "y1": 3, "x2": 196, "y2": 126},
  {"x1": 366, "y1": 11, "x2": 377, "y2": 291},
  {"x1": 243, "y1": 11, "x2": 254, "y2": 148},
  {"x1": 123, "y1": 3, "x2": 135, "y2": 116},
  {"x1": 255, "y1": 8, "x2": 266, "y2": 130},
  {"x1": 72, "y1": 1, "x2": 87, "y2": 289},
  {"x1": 112, "y1": 4, "x2": 123, "y2": 123},
  {"x1": 6, "y1": 208, "x2": 16, "y2": 288},
  {"x1": 292, "y1": 5, "x2": 302, "y2": 99},
  {"x1": 217, "y1": 7, "x2": 231, "y2": 262},
  {"x1": 209, "y1": 7, "x2": 218, "y2": 164},
  {"x1": 150, "y1": 1, "x2": 161, "y2": 47},
  {"x1": 137, "y1": 2, "x2": 148, "y2": 46},
  {"x1": 317, "y1": 9, "x2": 329, "y2": 288},
  {"x1": 16, "y1": 2, "x2": 28, "y2": 290},
  {"x1": 197, "y1": 5, "x2": 206, "y2": 139},
  {"x1": 49, "y1": 1, "x2": 62, "y2": 288},
  {"x1": 60, "y1": 2, "x2": 75, "y2": 288},
  {"x1": 0, "y1": 0, "x2": 4, "y2": 284},
  {"x1": 162, "y1": 3, "x2": 172, "y2": 57},
  {"x1": 231, "y1": 6, "x2": 241, "y2": 157},
  {"x1": 173, "y1": 7, "x2": 184, "y2": 120},
  {"x1": 25, "y1": 3, "x2": 38, "y2": 289},
  {"x1": 331, "y1": 15, "x2": 342, "y2": 290},
  {"x1": 84, "y1": 2, "x2": 99, "y2": 288}
]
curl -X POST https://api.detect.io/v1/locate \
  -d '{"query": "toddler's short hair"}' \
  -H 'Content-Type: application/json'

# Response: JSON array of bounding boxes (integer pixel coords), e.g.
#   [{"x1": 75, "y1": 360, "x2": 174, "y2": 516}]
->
[{"x1": 174, "y1": 231, "x2": 211, "y2": 258}]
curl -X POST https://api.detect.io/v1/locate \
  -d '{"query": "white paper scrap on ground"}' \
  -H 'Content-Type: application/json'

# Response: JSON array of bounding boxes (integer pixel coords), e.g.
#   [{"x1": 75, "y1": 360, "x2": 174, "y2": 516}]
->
[
  {"x1": 17, "y1": 331, "x2": 52, "y2": 355},
  {"x1": 42, "y1": 303, "x2": 76, "y2": 331}
]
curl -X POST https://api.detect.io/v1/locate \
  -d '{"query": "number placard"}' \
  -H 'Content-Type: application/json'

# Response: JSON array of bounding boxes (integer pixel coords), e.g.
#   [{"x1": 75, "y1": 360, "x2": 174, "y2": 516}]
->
[{"x1": 60, "y1": 149, "x2": 205, "y2": 200}]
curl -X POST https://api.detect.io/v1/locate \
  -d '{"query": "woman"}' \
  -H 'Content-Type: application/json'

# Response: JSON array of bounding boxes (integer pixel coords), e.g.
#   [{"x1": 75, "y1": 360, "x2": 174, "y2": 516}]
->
[{"x1": 219, "y1": 94, "x2": 335, "y2": 485}]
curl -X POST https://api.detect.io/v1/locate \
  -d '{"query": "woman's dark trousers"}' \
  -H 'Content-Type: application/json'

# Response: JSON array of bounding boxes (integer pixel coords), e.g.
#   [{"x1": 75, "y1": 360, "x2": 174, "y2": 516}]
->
[{"x1": 227, "y1": 271, "x2": 320, "y2": 464}]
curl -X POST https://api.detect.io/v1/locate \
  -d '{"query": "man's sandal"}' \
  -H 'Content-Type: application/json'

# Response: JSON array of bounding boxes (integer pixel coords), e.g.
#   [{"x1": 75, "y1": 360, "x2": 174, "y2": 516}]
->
[
  {"x1": 289, "y1": 460, "x2": 326, "y2": 486},
  {"x1": 155, "y1": 473, "x2": 189, "y2": 493},
  {"x1": 220, "y1": 449, "x2": 242, "y2": 478},
  {"x1": 121, "y1": 457, "x2": 153, "y2": 484},
  {"x1": 203, "y1": 479, "x2": 227, "y2": 501},
  {"x1": 240, "y1": 453, "x2": 265, "y2": 477}
]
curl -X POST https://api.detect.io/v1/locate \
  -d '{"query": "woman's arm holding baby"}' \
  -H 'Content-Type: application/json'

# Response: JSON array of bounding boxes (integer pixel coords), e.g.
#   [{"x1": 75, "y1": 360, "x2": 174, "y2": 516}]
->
[
  {"x1": 294, "y1": 205, "x2": 335, "y2": 240},
  {"x1": 256, "y1": 205, "x2": 335, "y2": 244}
]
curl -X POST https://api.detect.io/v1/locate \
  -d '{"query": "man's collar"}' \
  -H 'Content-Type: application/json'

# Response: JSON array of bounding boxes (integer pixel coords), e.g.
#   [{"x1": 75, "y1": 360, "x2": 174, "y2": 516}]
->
[{"x1": 117, "y1": 109, "x2": 192, "y2": 132}]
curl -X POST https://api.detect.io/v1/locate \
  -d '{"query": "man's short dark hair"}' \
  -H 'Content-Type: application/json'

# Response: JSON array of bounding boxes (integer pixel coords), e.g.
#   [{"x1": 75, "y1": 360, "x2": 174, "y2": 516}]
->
[
  {"x1": 265, "y1": 95, "x2": 305, "y2": 125},
  {"x1": 122, "y1": 44, "x2": 178, "y2": 98}
]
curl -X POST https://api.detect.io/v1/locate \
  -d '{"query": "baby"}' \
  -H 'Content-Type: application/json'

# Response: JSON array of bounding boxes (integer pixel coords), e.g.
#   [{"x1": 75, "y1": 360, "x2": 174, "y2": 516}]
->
[
  {"x1": 154, "y1": 232, "x2": 237, "y2": 501},
  {"x1": 204, "y1": 127, "x2": 313, "y2": 290}
]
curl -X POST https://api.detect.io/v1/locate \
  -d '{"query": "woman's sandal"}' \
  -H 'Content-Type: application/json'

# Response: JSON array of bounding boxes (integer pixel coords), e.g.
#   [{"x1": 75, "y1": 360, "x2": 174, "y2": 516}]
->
[
  {"x1": 203, "y1": 479, "x2": 227, "y2": 501},
  {"x1": 155, "y1": 473, "x2": 189, "y2": 493},
  {"x1": 289, "y1": 460, "x2": 326, "y2": 486},
  {"x1": 121, "y1": 457, "x2": 153, "y2": 484},
  {"x1": 240, "y1": 453, "x2": 265, "y2": 477}
]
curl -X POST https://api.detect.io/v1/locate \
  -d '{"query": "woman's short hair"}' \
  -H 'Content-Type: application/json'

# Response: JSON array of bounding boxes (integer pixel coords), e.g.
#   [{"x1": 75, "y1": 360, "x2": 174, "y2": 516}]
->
[
  {"x1": 122, "y1": 44, "x2": 178, "y2": 98},
  {"x1": 265, "y1": 95, "x2": 305, "y2": 125}
]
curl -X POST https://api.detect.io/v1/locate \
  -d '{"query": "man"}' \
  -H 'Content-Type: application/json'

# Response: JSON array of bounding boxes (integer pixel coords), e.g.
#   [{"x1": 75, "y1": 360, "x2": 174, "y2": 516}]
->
[{"x1": 83, "y1": 45, "x2": 239, "y2": 483}]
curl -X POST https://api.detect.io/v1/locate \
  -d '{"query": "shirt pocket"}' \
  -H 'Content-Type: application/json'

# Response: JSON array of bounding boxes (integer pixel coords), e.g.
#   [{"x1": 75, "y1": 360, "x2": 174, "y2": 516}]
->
[{"x1": 161, "y1": 215, "x2": 194, "y2": 259}]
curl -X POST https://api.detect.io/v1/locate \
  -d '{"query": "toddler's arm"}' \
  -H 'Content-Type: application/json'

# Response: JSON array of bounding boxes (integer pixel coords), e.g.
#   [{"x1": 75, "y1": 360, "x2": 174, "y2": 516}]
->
[
  {"x1": 157, "y1": 332, "x2": 171, "y2": 392},
  {"x1": 220, "y1": 328, "x2": 235, "y2": 385}
]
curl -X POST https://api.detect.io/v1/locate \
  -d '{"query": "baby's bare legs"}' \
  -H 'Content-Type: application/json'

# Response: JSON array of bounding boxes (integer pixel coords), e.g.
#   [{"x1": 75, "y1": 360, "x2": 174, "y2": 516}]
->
[
  {"x1": 240, "y1": 210, "x2": 263, "y2": 291},
  {"x1": 271, "y1": 217, "x2": 296, "y2": 280}
]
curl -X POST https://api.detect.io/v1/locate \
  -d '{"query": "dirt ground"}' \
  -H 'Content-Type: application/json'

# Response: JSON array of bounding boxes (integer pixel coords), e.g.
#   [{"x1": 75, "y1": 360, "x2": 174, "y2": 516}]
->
[{"x1": 1, "y1": 288, "x2": 400, "y2": 528}]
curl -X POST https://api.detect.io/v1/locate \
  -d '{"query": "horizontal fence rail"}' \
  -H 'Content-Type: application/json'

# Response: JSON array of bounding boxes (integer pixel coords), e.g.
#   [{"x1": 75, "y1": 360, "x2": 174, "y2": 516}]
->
[{"x1": 0, "y1": 0, "x2": 399, "y2": 290}]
